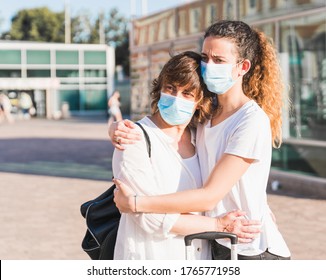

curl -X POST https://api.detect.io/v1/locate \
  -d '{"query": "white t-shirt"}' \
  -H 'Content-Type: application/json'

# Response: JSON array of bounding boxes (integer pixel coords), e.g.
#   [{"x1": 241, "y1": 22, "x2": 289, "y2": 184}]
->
[
  {"x1": 196, "y1": 100, "x2": 291, "y2": 257},
  {"x1": 112, "y1": 116, "x2": 210, "y2": 260}
]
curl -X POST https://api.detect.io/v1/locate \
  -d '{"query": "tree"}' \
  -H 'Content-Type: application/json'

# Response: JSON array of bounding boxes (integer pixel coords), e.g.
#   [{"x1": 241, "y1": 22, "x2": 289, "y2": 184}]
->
[
  {"x1": 8, "y1": 7, "x2": 64, "y2": 42},
  {"x1": 103, "y1": 8, "x2": 130, "y2": 76},
  {"x1": 69, "y1": 8, "x2": 130, "y2": 75},
  {"x1": 88, "y1": 18, "x2": 100, "y2": 44},
  {"x1": 115, "y1": 36, "x2": 130, "y2": 77},
  {"x1": 71, "y1": 10, "x2": 96, "y2": 44},
  {"x1": 104, "y1": 8, "x2": 128, "y2": 47}
]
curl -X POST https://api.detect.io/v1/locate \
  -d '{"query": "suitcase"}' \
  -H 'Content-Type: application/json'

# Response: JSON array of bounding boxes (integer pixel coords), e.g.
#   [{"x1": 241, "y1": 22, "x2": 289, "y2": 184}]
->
[{"x1": 184, "y1": 231, "x2": 238, "y2": 260}]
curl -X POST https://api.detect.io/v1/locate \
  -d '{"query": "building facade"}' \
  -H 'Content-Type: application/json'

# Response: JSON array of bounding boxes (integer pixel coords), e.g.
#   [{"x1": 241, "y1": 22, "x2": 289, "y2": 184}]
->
[
  {"x1": 129, "y1": 0, "x2": 326, "y2": 189},
  {"x1": 0, "y1": 42, "x2": 115, "y2": 118}
]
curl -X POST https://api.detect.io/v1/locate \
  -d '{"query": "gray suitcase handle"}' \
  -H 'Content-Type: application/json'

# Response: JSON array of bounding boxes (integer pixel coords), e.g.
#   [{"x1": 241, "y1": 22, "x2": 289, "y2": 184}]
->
[
  {"x1": 185, "y1": 231, "x2": 238, "y2": 245},
  {"x1": 184, "y1": 231, "x2": 238, "y2": 260}
]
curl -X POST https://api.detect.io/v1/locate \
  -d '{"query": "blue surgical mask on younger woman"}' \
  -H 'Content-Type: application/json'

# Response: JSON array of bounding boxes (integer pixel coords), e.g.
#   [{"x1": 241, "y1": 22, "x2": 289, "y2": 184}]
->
[
  {"x1": 157, "y1": 92, "x2": 195, "y2": 125},
  {"x1": 201, "y1": 61, "x2": 239, "y2": 95}
]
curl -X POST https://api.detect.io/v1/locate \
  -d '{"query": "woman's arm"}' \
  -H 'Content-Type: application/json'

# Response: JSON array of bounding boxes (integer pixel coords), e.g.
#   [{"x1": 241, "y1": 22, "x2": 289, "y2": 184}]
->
[
  {"x1": 172, "y1": 211, "x2": 260, "y2": 243},
  {"x1": 114, "y1": 153, "x2": 253, "y2": 213},
  {"x1": 113, "y1": 178, "x2": 261, "y2": 243}
]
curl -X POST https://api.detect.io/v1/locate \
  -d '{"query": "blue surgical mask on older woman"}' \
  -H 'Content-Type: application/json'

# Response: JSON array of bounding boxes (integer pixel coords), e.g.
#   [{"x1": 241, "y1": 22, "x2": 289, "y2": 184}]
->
[
  {"x1": 201, "y1": 61, "x2": 238, "y2": 95},
  {"x1": 157, "y1": 92, "x2": 195, "y2": 125}
]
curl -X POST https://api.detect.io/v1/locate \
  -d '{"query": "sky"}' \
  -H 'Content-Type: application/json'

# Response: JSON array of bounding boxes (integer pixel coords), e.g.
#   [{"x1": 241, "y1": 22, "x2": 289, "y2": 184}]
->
[{"x1": 0, "y1": 0, "x2": 195, "y2": 33}]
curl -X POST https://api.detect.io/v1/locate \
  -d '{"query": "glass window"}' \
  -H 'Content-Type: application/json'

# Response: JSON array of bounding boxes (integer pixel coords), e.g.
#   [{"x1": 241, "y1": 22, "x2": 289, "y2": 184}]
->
[
  {"x1": 272, "y1": 143, "x2": 326, "y2": 178},
  {"x1": 0, "y1": 50, "x2": 21, "y2": 64},
  {"x1": 148, "y1": 24, "x2": 156, "y2": 44},
  {"x1": 60, "y1": 79, "x2": 79, "y2": 85},
  {"x1": 206, "y1": 4, "x2": 217, "y2": 26},
  {"x1": 56, "y1": 51, "x2": 79, "y2": 65},
  {"x1": 190, "y1": 8, "x2": 201, "y2": 33},
  {"x1": 168, "y1": 16, "x2": 176, "y2": 39},
  {"x1": 250, "y1": 0, "x2": 256, "y2": 8},
  {"x1": 80, "y1": 90, "x2": 107, "y2": 110},
  {"x1": 178, "y1": 10, "x2": 187, "y2": 36},
  {"x1": 56, "y1": 69, "x2": 79, "y2": 78},
  {"x1": 139, "y1": 28, "x2": 147, "y2": 45},
  {"x1": 246, "y1": 0, "x2": 257, "y2": 16},
  {"x1": 279, "y1": 12, "x2": 326, "y2": 141},
  {"x1": 84, "y1": 69, "x2": 106, "y2": 77},
  {"x1": 27, "y1": 70, "x2": 51, "y2": 77},
  {"x1": 224, "y1": 0, "x2": 236, "y2": 19},
  {"x1": 27, "y1": 50, "x2": 50, "y2": 64},
  {"x1": 0, "y1": 69, "x2": 21, "y2": 77},
  {"x1": 84, "y1": 51, "x2": 106, "y2": 65},
  {"x1": 115, "y1": 80, "x2": 131, "y2": 115},
  {"x1": 59, "y1": 90, "x2": 80, "y2": 110},
  {"x1": 158, "y1": 19, "x2": 167, "y2": 41}
]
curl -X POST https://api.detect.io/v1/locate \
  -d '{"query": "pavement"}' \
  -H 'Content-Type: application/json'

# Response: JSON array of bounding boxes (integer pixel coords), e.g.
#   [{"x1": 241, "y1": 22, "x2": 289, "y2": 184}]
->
[{"x1": 0, "y1": 117, "x2": 325, "y2": 260}]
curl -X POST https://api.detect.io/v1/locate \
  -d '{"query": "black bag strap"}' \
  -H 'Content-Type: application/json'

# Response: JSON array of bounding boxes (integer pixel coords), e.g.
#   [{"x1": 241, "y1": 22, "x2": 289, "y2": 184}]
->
[{"x1": 135, "y1": 122, "x2": 151, "y2": 158}]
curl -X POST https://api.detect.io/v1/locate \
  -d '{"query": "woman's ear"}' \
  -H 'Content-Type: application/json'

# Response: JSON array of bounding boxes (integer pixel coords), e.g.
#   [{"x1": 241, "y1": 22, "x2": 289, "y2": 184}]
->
[{"x1": 241, "y1": 59, "x2": 251, "y2": 75}]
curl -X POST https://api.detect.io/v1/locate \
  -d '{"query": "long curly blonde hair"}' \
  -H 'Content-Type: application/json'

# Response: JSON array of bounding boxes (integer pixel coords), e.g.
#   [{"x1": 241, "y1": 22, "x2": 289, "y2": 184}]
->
[{"x1": 204, "y1": 21, "x2": 283, "y2": 147}]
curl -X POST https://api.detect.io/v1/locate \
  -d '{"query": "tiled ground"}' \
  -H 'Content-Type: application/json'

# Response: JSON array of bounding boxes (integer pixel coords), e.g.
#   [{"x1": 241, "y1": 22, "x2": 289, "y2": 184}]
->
[{"x1": 0, "y1": 118, "x2": 325, "y2": 260}]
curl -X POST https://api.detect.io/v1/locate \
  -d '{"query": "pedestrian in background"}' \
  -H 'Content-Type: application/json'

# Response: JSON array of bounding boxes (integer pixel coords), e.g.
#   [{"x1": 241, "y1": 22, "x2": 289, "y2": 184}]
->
[
  {"x1": 19, "y1": 92, "x2": 33, "y2": 119},
  {"x1": 0, "y1": 93, "x2": 14, "y2": 124},
  {"x1": 107, "y1": 90, "x2": 122, "y2": 136}
]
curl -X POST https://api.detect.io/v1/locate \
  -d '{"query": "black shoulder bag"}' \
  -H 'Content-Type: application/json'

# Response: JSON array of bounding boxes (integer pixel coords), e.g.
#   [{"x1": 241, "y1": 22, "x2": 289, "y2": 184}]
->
[{"x1": 80, "y1": 122, "x2": 151, "y2": 260}]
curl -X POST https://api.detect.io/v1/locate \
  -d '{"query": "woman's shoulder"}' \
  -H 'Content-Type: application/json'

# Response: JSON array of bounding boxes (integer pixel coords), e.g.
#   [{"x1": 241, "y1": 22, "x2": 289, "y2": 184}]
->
[
  {"x1": 231, "y1": 101, "x2": 270, "y2": 134},
  {"x1": 114, "y1": 118, "x2": 153, "y2": 158},
  {"x1": 134, "y1": 116, "x2": 160, "y2": 144},
  {"x1": 136, "y1": 116, "x2": 155, "y2": 132},
  {"x1": 241, "y1": 100, "x2": 269, "y2": 123}
]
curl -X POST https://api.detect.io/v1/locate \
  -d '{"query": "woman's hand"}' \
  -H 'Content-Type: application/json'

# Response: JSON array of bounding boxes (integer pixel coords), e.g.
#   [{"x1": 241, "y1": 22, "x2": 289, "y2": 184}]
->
[
  {"x1": 217, "y1": 210, "x2": 261, "y2": 243},
  {"x1": 113, "y1": 178, "x2": 136, "y2": 213},
  {"x1": 108, "y1": 119, "x2": 142, "y2": 150}
]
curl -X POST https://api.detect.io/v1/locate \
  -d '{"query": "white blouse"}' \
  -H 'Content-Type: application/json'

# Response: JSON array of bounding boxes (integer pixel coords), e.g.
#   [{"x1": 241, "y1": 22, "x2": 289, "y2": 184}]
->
[{"x1": 112, "y1": 116, "x2": 210, "y2": 260}]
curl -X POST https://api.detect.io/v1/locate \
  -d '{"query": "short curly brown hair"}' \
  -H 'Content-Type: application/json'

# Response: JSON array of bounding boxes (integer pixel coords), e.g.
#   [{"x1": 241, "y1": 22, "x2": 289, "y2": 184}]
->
[{"x1": 150, "y1": 51, "x2": 214, "y2": 127}]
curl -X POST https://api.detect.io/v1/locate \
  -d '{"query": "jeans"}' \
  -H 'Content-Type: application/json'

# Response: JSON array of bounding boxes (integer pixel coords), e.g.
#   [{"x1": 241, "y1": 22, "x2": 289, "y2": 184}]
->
[{"x1": 211, "y1": 241, "x2": 291, "y2": 260}]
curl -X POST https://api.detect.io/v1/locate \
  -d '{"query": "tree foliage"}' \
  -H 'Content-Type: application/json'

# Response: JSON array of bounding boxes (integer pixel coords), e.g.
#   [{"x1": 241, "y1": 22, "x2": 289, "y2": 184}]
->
[
  {"x1": 104, "y1": 8, "x2": 128, "y2": 47},
  {"x1": 71, "y1": 10, "x2": 94, "y2": 44},
  {"x1": 103, "y1": 8, "x2": 129, "y2": 76},
  {"x1": 9, "y1": 7, "x2": 65, "y2": 42}
]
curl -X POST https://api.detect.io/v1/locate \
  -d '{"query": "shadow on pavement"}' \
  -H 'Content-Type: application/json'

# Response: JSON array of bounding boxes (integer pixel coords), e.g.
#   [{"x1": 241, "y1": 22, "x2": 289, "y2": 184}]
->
[{"x1": 0, "y1": 138, "x2": 113, "y2": 181}]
